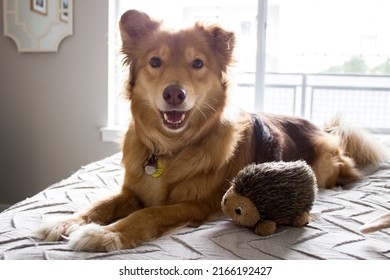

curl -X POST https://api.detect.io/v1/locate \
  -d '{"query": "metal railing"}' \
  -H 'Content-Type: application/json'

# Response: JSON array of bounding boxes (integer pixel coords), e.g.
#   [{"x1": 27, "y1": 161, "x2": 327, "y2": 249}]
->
[{"x1": 237, "y1": 73, "x2": 390, "y2": 133}]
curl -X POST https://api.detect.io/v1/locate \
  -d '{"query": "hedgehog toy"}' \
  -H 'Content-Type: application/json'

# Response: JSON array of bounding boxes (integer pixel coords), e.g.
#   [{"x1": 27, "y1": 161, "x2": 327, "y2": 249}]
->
[{"x1": 221, "y1": 160, "x2": 318, "y2": 236}]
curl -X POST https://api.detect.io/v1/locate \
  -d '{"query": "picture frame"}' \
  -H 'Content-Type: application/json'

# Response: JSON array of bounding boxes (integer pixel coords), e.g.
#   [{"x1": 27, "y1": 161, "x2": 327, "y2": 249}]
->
[
  {"x1": 60, "y1": 0, "x2": 69, "y2": 23},
  {"x1": 30, "y1": 0, "x2": 48, "y2": 16}
]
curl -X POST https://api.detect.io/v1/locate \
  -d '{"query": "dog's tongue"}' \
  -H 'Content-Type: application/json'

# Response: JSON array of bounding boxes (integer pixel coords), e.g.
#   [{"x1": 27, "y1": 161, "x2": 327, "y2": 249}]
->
[{"x1": 164, "y1": 111, "x2": 185, "y2": 124}]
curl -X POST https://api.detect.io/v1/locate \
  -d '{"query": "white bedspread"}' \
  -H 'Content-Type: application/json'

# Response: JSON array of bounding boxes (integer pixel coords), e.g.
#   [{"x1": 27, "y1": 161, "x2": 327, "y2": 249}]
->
[{"x1": 1, "y1": 153, "x2": 389, "y2": 259}]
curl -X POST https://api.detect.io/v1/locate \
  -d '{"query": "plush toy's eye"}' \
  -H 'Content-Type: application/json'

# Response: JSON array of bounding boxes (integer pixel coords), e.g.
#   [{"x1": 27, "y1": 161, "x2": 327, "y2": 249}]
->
[
  {"x1": 235, "y1": 206, "x2": 243, "y2": 215},
  {"x1": 149, "y1": 56, "x2": 162, "y2": 68}
]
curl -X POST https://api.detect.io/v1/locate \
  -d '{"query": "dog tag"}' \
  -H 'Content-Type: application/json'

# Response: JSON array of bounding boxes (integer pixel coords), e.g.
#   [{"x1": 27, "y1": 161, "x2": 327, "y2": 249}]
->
[
  {"x1": 144, "y1": 154, "x2": 163, "y2": 177},
  {"x1": 145, "y1": 163, "x2": 157, "y2": 175}
]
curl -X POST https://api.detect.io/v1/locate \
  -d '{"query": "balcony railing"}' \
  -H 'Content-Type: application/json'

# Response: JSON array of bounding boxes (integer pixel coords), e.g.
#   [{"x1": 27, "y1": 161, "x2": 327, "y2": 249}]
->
[{"x1": 236, "y1": 73, "x2": 390, "y2": 133}]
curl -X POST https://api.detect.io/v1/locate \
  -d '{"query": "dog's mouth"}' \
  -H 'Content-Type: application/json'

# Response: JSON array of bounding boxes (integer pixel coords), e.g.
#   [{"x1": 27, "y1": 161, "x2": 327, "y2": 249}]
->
[{"x1": 160, "y1": 110, "x2": 190, "y2": 130}]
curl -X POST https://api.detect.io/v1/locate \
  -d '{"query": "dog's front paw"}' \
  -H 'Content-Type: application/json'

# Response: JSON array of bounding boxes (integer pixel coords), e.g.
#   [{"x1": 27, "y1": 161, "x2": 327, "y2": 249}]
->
[
  {"x1": 67, "y1": 224, "x2": 123, "y2": 252},
  {"x1": 34, "y1": 217, "x2": 83, "y2": 241}
]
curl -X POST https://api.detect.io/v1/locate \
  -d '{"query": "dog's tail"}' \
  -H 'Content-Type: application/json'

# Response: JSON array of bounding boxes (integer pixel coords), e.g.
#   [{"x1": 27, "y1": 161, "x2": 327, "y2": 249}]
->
[{"x1": 324, "y1": 115, "x2": 390, "y2": 168}]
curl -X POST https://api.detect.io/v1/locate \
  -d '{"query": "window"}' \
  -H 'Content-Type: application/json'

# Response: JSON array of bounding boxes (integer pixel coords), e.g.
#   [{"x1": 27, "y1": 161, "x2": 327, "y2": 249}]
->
[
  {"x1": 103, "y1": 0, "x2": 390, "y2": 142},
  {"x1": 263, "y1": 0, "x2": 390, "y2": 130}
]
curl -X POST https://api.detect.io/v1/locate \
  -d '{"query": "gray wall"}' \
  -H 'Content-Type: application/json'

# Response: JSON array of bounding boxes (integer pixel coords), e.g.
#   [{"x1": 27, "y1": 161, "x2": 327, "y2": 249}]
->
[{"x1": 0, "y1": 1, "x2": 120, "y2": 205}]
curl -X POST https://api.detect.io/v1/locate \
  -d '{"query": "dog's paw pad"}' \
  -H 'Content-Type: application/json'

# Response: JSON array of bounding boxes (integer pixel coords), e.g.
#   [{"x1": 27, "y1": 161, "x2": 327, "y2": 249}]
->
[{"x1": 68, "y1": 224, "x2": 122, "y2": 252}]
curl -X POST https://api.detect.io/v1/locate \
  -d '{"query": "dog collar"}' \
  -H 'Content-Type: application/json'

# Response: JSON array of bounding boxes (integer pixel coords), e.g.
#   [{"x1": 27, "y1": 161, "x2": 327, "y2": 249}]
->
[{"x1": 144, "y1": 154, "x2": 163, "y2": 178}]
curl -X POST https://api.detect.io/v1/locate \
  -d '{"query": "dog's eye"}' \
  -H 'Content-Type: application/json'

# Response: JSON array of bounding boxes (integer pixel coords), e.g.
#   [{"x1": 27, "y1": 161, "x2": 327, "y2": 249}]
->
[
  {"x1": 149, "y1": 57, "x2": 162, "y2": 68},
  {"x1": 192, "y1": 59, "x2": 203, "y2": 69}
]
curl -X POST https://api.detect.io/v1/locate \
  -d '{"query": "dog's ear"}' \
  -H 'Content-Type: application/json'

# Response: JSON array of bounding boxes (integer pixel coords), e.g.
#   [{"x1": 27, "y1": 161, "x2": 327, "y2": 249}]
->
[
  {"x1": 119, "y1": 10, "x2": 161, "y2": 63},
  {"x1": 197, "y1": 24, "x2": 236, "y2": 70}
]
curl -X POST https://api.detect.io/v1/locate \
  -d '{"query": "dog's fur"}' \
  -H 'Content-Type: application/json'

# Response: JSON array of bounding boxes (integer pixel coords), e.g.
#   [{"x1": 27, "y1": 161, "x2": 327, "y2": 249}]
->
[{"x1": 35, "y1": 10, "x2": 390, "y2": 251}]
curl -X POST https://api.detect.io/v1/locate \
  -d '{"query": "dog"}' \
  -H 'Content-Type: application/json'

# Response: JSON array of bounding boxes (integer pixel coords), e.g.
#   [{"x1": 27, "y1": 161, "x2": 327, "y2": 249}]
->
[{"x1": 35, "y1": 10, "x2": 389, "y2": 251}]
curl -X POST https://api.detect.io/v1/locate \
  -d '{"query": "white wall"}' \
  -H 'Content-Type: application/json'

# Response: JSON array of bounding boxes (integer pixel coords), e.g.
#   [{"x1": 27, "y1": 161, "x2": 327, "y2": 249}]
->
[{"x1": 0, "y1": 0, "x2": 120, "y2": 205}]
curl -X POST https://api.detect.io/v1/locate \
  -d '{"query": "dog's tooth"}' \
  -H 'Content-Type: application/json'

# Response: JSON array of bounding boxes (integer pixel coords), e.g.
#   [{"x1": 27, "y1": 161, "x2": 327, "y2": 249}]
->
[
  {"x1": 181, "y1": 113, "x2": 186, "y2": 121},
  {"x1": 163, "y1": 113, "x2": 169, "y2": 121}
]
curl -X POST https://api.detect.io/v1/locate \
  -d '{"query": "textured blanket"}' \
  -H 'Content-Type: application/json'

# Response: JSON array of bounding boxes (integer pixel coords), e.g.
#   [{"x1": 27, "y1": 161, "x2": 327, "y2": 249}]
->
[{"x1": 1, "y1": 153, "x2": 389, "y2": 259}]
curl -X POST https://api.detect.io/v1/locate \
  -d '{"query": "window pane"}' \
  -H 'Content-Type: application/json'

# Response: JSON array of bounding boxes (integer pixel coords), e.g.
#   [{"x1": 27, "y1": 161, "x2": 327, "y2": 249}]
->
[
  {"x1": 265, "y1": 0, "x2": 390, "y2": 130},
  {"x1": 266, "y1": 0, "x2": 390, "y2": 74}
]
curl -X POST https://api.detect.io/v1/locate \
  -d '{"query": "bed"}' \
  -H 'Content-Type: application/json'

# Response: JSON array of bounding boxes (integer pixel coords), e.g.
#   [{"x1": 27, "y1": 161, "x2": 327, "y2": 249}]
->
[{"x1": 0, "y1": 152, "x2": 389, "y2": 260}]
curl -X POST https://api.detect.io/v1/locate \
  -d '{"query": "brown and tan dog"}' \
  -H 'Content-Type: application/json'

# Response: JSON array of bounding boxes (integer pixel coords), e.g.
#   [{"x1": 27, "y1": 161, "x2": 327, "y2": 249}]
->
[{"x1": 35, "y1": 10, "x2": 389, "y2": 251}]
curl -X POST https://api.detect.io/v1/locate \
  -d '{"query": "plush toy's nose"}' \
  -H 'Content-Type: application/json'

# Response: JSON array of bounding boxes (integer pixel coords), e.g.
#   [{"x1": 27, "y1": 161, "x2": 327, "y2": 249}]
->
[{"x1": 223, "y1": 198, "x2": 227, "y2": 206}]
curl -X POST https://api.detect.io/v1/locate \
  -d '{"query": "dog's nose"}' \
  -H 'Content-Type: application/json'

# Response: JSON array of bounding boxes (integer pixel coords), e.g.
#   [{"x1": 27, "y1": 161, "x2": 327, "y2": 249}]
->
[{"x1": 163, "y1": 85, "x2": 186, "y2": 106}]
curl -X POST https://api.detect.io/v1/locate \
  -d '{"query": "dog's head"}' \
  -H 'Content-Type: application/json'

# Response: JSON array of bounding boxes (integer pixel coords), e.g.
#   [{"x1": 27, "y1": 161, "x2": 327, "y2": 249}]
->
[{"x1": 120, "y1": 10, "x2": 235, "y2": 138}]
